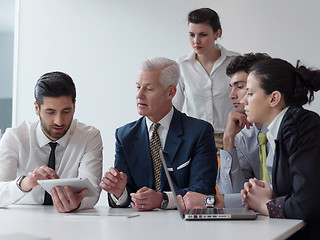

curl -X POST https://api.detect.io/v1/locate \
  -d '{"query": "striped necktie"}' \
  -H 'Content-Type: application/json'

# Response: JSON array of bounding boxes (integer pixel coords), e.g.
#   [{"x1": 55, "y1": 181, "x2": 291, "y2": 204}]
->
[
  {"x1": 258, "y1": 132, "x2": 271, "y2": 182},
  {"x1": 150, "y1": 123, "x2": 162, "y2": 192}
]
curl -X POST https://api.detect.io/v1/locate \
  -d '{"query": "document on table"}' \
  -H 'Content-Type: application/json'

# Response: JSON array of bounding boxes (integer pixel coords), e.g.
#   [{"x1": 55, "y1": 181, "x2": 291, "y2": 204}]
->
[{"x1": 64, "y1": 212, "x2": 140, "y2": 219}]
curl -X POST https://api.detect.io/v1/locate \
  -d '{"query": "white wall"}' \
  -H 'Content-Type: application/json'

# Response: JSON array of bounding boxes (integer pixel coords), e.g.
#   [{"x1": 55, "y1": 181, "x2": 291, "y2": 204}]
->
[{"x1": 14, "y1": 0, "x2": 320, "y2": 204}]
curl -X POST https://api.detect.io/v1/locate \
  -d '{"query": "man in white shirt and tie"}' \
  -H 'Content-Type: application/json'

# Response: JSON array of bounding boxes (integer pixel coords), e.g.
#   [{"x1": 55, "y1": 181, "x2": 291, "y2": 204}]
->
[
  {"x1": 0, "y1": 72, "x2": 102, "y2": 212},
  {"x1": 178, "y1": 53, "x2": 273, "y2": 209}
]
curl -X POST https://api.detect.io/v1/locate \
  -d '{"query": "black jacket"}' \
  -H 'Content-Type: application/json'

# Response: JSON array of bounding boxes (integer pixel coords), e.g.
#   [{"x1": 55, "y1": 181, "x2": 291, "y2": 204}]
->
[{"x1": 271, "y1": 106, "x2": 320, "y2": 239}]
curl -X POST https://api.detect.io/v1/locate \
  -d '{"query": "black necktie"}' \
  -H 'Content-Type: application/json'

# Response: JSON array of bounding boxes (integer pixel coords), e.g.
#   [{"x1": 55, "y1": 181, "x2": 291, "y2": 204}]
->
[{"x1": 43, "y1": 142, "x2": 57, "y2": 205}]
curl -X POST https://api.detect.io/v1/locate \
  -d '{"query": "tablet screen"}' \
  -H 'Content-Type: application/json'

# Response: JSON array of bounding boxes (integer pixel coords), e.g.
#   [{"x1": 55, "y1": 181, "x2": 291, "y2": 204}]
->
[{"x1": 37, "y1": 178, "x2": 99, "y2": 197}]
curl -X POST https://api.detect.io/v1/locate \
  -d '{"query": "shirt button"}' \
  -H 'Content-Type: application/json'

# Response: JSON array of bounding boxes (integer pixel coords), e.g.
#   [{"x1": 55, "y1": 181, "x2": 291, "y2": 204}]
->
[{"x1": 226, "y1": 157, "x2": 230, "y2": 161}]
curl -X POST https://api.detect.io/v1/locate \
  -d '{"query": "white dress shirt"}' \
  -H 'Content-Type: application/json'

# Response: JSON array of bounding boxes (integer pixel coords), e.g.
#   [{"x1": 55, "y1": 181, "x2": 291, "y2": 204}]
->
[
  {"x1": 0, "y1": 119, "x2": 103, "y2": 210},
  {"x1": 112, "y1": 107, "x2": 176, "y2": 209},
  {"x1": 267, "y1": 107, "x2": 289, "y2": 152},
  {"x1": 217, "y1": 124, "x2": 273, "y2": 207},
  {"x1": 173, "y1": 44, "x2": 239, "y2": 133}
]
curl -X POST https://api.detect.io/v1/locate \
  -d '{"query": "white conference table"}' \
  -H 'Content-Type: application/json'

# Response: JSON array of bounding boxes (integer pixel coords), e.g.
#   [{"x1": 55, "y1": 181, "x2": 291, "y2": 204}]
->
[{"x1": 0, "y1": 205, "x2": 304, "y2": 240}]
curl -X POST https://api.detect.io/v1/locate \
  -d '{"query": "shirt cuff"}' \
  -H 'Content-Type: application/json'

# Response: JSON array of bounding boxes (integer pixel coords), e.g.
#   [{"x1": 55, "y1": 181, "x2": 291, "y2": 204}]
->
[
  {"x1": 224, "y1": 193, "x2": 244, "y2": 208},
  {"x1": 267, "y1": 196, "x2": 286, "y2": 218},
  {"x1": 110, "y1": 189, "x2": 128, "y2": 207},
  {"x1": 165, "y1": 191, "x2": 176, "y2": 209}
]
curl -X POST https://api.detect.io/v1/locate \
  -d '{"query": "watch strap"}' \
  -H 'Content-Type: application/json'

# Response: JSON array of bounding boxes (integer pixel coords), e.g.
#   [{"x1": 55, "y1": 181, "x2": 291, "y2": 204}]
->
[
  {"x1": 160, "y1": 192, "x2": 168, "y2": 209},
  {"x1": 16, "y1": 175, "x2": 31, "y2": 192}
]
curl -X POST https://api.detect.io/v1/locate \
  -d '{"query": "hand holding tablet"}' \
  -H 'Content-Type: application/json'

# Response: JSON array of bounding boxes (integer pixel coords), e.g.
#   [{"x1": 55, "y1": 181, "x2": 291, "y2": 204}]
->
[{"x1": 37, "y1": 178, "x2": 99, "y2": 197}]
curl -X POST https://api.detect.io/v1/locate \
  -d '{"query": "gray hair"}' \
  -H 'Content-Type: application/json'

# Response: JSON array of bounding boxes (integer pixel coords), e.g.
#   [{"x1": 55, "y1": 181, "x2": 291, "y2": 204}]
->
[{"x1": 140, "y1": 57, "x2": 180, "y2": 88}]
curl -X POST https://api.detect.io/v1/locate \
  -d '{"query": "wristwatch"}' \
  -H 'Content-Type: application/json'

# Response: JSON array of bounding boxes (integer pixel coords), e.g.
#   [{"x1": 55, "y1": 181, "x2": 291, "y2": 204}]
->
[
  {"x1": 204, "y1": 195, "x2": 215, "y2": 208},
  {"x1": 16, "y1": 175, "x2": 31, "y2": 192},
  {"x1": 160, "y1": 192, "x2": 169, "y2": 209}
]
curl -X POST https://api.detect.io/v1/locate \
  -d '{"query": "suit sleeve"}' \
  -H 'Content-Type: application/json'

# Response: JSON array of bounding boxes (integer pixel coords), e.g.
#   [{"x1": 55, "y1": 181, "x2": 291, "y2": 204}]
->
[
  {"x1": 176, "y1": 123, "x2": 217, "y2": 196},
  {"x1": 108, "y1": 129, "x2": 133, "y2": 208}
]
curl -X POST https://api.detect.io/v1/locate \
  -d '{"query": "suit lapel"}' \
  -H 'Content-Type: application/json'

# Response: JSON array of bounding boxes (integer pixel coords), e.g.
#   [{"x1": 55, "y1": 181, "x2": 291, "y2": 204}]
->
[
  {"x1": 164, "y1": 109, "x2": 183, "y2": 164},
  {"x1": 134, "y1": 117, "x2": 154, "y2": 188},
  {"x1": 272, "y1": 139, "x2": 279, "y2": 195},
  {"x1": 161, "y1": 109, "x2": 183, "y2": 189}
]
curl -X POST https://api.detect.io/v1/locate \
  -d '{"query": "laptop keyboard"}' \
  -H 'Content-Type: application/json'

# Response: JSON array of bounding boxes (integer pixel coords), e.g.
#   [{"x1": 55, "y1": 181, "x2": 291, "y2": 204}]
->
[{"x1": 188, "y1": 208, "x2": 226, "y2": 214}]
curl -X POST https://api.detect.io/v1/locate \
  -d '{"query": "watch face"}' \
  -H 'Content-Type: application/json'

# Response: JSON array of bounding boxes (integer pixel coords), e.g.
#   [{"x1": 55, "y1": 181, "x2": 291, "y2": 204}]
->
[
  {"x1": 206, "y1": 197, "x2": 215, "y2": 205},
  {"x1": 161, "y1": 200, "x2": 168, "y2": 209}
]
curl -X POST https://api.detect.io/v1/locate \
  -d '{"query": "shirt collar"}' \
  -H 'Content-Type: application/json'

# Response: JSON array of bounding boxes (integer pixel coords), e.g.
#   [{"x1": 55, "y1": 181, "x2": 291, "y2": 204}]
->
[
  {"x1": 253, "y1": 123, "x2": 269, "y2": 134},
  {"x1": 36, "y1": 120, "x2": 75, "y2": 148},
  {"x1": 146, "y1": 107, "x2": 174, "y2": 132},
  {"x1": 182, "y1": 44, "x2": 238, "y2": 64},
  {"x1": 267, "y1": 107, "x2": 289, "y2": 141}
]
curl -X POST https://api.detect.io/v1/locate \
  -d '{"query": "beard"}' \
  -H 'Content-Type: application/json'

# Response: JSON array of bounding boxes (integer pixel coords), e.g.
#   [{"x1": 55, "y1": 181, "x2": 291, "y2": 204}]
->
[{"x1": 39, "y1": 115, "x2": 72, "y2": 141}]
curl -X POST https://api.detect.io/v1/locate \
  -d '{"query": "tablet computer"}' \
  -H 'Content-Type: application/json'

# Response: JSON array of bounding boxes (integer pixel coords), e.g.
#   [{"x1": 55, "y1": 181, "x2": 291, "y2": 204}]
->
[{"x1": 37, "y1": 178, "x2": 99, "y2": 197}]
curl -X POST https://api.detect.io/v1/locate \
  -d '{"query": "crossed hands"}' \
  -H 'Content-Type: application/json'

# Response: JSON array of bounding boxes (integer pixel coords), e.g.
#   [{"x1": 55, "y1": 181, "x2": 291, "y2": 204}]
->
[
  {"x1": 241, "y1": 178, "x2": 273, "y2": 216},
  {"x1": 21, "y1": 165, "x2": 87, "y2": 213}
]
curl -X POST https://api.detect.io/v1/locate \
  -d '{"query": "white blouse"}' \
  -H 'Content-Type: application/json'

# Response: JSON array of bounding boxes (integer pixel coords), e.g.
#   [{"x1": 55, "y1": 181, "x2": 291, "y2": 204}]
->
[{"x1": 173, "y1": 44, "x2": 239, "y2": 133}]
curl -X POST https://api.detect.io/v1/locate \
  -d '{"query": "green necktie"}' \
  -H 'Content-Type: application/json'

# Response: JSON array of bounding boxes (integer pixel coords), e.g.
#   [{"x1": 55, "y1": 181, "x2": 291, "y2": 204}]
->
[{"x1": 258, "y1": 132, "x2": 271, "y2": 182}]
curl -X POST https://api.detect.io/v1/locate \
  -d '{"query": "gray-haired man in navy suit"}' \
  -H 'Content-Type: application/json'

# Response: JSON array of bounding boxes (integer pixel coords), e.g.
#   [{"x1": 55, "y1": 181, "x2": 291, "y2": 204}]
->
[{"x1": 99, "y1": 57, "x2": 217, "y2": 211}]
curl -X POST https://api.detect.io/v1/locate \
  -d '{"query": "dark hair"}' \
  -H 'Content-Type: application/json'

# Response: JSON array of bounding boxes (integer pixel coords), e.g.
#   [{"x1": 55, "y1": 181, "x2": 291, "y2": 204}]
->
[
  {"x1": 226, "y1": 53, "x2": 271, "y2": 77},
  {"x1": 188, "y1": 8, "x2": 222, "y2": 35},
  {"x1": 250, "y1": 58, "x2": 320, "y2": 106},
  {"x1": 34, "y1": 71, "x2": 76, "y2": 105}
]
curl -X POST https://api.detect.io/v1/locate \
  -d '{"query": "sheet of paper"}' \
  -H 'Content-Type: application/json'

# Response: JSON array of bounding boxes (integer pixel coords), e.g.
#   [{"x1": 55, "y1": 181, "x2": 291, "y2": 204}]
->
[{"x1": 64, "y1": 212, "x2": 140, "y2": 219}]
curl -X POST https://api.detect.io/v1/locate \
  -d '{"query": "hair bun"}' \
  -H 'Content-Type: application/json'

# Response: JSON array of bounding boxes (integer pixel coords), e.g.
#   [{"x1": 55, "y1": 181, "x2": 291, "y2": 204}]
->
[{"x1": 296, "y1": 61, "x2": 320, "y2": 92}]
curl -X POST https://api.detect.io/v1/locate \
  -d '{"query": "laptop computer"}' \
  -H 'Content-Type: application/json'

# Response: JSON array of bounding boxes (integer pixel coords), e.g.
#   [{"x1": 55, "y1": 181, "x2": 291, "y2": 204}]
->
[{"x1": 159, "y1": 151, "x2": 257, "y2": 220}]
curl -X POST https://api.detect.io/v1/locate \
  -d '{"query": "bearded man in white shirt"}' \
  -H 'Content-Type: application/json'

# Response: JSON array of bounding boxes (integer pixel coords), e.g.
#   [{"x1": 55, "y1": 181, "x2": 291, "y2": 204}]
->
[{"x1": 0, "y1": 72, "x2": 102, "y2": 212}]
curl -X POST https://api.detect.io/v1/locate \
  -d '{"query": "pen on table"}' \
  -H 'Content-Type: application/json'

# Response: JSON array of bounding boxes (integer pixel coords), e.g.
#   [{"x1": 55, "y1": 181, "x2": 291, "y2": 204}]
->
[{"x1": 127, "y1": 214, "x2": 140, "y2": 218}]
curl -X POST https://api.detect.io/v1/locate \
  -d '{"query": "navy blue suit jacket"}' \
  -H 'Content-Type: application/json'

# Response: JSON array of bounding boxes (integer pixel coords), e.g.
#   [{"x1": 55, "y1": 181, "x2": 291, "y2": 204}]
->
[{"x1": 109, "y1": 108, "x2": 217, "y2": 207}]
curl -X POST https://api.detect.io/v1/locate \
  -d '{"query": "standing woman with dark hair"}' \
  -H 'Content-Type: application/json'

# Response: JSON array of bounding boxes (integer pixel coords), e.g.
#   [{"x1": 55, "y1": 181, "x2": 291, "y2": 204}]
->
[
  {"x1": 173, "y1": 8, "x2": 239, "y2": 156},
  {"x1": 241, "y1": 58, "x2": 320, "y2": 239}
]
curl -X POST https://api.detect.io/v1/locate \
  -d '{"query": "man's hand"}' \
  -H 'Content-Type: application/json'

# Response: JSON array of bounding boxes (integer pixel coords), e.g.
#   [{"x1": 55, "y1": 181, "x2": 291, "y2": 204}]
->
[
  {"x1": 214, "y1": 195, "x2": 225, "y2": 208},
  {"x1": 51, "y1": 186, "x2": 88, "y2": 213},
  {"x1": 178, "y1": 192, "x2": 225, "y2": 209},
  {"x1": 20, "y1": 165, "x2": 59, "y2": 192},
  {"x1": 177, "y1": 195, "x2": 187, "y2": 211},
  {"x1": 99, "y1": 167, "x2": 127, "y2": 198},
  {"x1": 223, "y1": 111, "x2": 252, "y2": 151},
  {"x1": 182, "y1": 191, "x2": 206, "y2": 209},
  {"x1": 130, "y1": 187, "x2": 162, "y2": 211},
  {"x1": 241, "y1": 178, "x2": 272, "y2": 215}
]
